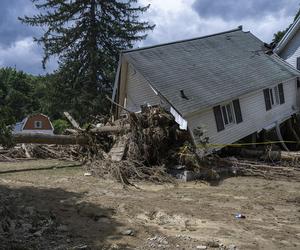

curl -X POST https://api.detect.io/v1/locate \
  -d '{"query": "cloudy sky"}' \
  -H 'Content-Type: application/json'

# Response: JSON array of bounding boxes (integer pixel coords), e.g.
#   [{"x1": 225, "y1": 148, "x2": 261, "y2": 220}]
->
[{"x1": 0, "y1": 0, "x2": 299, "y2": 75}]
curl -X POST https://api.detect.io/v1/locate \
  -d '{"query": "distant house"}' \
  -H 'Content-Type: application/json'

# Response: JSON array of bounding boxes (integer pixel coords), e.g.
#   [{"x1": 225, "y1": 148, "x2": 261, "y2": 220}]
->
[
  {"x1": 275, "y1": 15, "x2": 300, "y2": 70},
  {"x1": 112, "y1": 27, "x2": 300, "y2": 152},
  {"x1": 13, "y1": 114, "x2": 54, "y2": 135}
]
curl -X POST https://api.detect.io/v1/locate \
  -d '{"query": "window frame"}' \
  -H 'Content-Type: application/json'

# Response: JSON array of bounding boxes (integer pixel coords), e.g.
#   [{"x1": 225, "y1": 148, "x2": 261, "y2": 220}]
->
[
  {"x1": 264, "y1": 83, "x2": 285, "y2": 111},
  {"x1": 221, "y1": 102, "x2": 236, "y2": 127},
  {"x1": 34, "y1": 121, "x2": 43, "y2": 129}
]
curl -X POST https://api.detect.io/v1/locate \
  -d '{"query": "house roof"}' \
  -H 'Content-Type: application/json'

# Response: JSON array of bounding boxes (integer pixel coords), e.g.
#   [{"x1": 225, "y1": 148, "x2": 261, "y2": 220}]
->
[
  {"x1": 275, "y1": 15, "x2": 300, "y2": 54},
  {"x1": 123, "y1": 28, "x2": 300, "y2": 117},
  {"x1": 12, "y1": 114, "x2": 54, "y2": 133}
]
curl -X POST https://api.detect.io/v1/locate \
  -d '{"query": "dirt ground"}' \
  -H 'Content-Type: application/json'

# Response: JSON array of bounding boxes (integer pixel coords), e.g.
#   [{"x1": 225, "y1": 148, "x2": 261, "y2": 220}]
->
[{"x1": 0, "y1": 160, "x2": 299, "y2": 250}]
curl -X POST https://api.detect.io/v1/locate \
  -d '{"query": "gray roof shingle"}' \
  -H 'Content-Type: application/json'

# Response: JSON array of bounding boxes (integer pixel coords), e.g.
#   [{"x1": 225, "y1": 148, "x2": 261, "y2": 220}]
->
[{"x1": 124, "y1": 28, "x2": 300, "y2": 116}]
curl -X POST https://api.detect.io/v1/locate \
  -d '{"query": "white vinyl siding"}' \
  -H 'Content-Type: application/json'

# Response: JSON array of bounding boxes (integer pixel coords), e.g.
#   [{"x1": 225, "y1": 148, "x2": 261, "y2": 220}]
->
[
  {"x1": 188, "y1": 78, "x2": 298, "y2": 149},
  {"x1": 279, "y1": 28, "x2": 300, "y2": 69},
  {"x1": 125, "y1": 64, "x2": 162, "y2": 112}
]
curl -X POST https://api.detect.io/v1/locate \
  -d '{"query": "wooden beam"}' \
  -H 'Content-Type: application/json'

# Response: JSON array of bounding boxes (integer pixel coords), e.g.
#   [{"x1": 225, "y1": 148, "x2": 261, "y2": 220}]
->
[
  {"x1": 63, "y1": 112, "x2": 82, "y2": 130},
  {"x1": 287, "y1": 119, "x2": 300, "y2": 148},
  {"x1": 275, "y1": 122, "x2": 289, "y2": 151}
]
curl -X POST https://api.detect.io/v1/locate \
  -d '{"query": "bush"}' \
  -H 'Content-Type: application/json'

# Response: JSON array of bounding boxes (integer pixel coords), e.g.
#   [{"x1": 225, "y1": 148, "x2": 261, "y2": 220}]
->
[{"x1": 52, "y1": 119, "x2": 70, "y2": 134}]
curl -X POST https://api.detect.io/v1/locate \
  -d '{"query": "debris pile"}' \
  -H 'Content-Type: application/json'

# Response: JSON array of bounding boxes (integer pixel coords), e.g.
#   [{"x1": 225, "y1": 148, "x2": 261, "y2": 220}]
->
[
  {"x1": 2, "y1": 106, "x2": 300, "y2": 183},
  {"x1": 0, "y1": 144, "x2": 81, "y2": 161},
  {"x1": 85, "y1": 106, "x2": 200, "y2": 184}
]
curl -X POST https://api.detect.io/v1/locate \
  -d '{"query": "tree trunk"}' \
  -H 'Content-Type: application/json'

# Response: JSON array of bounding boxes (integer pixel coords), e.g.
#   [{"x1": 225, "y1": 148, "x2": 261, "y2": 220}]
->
[
  {"x1": 13, "y1": 133, "x2": 89, "y2": 145},
  {"x1": 12, "y1": 125, "x2": 129, "y2": 145}
]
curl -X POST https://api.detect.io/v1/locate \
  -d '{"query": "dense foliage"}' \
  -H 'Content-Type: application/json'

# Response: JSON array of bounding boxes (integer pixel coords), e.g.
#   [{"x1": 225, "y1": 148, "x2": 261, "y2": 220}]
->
[
  {"x1": 0, "y1": 68, "x2": 48, "y2": 146},
  {"x1": 19, "y1": 0, "x2": 154, "y2": 122}
]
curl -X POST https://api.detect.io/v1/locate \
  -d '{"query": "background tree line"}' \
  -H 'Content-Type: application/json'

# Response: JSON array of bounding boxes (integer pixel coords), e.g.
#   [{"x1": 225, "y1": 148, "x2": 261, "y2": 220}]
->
[{"x1": 0, "y1": 0, "x2": 154, "y2": 144}]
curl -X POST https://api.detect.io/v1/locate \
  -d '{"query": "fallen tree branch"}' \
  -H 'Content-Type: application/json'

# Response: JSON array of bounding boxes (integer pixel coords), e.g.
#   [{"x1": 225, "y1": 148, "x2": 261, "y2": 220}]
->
[{"x1": 106, "y1": 95, "x2": 132, "y2": 113}]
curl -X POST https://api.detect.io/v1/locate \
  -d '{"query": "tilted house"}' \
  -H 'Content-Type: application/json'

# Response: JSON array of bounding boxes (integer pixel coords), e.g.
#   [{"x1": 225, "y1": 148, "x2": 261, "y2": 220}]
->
[
  {"x1": 12, "y1": 114, "x2": 54, "y2": 135},
  {"x1": 113, "y1": 27, "x2": 300, "y2": 152},
  {"x1": 275, "y1": 15, "x2": 300, "y2": 70}
]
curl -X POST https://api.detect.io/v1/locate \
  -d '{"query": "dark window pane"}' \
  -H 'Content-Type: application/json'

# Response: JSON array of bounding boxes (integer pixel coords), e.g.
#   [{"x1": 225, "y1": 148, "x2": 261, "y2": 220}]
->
[
  {"x1": 226, "y1": 104, "x2": 233, "y2": 123},
  {"x1": 269, "y1": 89, "x2": 274, "y2": 105},
  {"x1": 233, "y1": 99, "x2": 243, "y2": 124},
  {"x1": 213, "y1": 106, "x2": 225, "y2": 132},
  {"x1": 222, "y1": 106, "x2": 228, "y2": 124},
  {"x1": 278, "y1": 83, "x2": 285, "y2": 104},
  {"x1": 263, "y1": 88, "x2": 272, "y2": 111}
]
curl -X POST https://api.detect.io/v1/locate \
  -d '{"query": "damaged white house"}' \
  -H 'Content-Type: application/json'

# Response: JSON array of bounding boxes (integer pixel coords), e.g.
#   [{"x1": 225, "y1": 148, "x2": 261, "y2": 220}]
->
[
  {"x1": 112, "y1": 27, "x2": 300, "y2": 151},
  {"x1": 275, "y1": 15, "x2": 300, "y2": 70}
]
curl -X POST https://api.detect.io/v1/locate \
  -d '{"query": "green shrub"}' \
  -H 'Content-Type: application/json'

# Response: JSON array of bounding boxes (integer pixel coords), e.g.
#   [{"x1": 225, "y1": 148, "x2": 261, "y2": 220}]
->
[{"x1": 52, "y1": 119, "x2": 70, "y2": 134}]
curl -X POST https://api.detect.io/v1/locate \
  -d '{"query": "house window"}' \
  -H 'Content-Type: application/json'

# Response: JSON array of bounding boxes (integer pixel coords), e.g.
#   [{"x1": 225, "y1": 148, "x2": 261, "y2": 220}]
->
[
  {"x1": 221, "y1": 103, "x2": 235, "y2": 125},
  {"x1": 213, "y1": 99, "x2": 243, "y2": 132},
  {"x1": 34, "y1": 121, "x2": 42, "y2": 129},
  {"x1": 263, "y1": 83, "x2": 285, "y2": 111},
  {"x1": 269, "y1": 86, "x2": 280, "y2": 106}
]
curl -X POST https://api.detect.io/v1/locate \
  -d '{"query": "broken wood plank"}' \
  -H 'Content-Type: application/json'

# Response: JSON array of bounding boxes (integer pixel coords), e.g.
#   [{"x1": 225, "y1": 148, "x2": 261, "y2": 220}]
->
[
  {"x1": 108, "y1": 136, "x2": 127, "y2": 161},
  {"x1": 63, "y1": 112, "x2": 82, "y2": 130},
  {"x1": 21, "y1": 144, "x2": 31, "y2": 158}
]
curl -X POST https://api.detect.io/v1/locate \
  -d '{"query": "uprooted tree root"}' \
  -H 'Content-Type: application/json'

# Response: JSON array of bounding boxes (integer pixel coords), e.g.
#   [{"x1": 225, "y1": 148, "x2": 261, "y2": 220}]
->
[
  {"x1": 86, "y1": 160, "x2": 175, "y2": 186},
  {"x1": 83, "y1": 106, "x2": 202, "y2": 184}
]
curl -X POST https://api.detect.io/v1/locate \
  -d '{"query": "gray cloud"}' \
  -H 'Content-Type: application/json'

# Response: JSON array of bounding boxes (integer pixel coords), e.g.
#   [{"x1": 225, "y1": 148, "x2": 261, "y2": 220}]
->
[
  {"x1": 0, "y1": 0, "x2": 40, "y2": 47},
  {"x1": 0, "y1": 0, "x2": 57, "y2": 75},
  {"x1": 192, "y1": 0, "x2": 299, "y2": 21}
]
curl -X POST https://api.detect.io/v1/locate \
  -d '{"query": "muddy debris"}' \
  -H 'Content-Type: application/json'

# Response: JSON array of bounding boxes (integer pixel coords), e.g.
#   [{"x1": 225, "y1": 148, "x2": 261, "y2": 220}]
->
[{"x1": 2, "y1": 106, "x2": 300, "y2": 184}]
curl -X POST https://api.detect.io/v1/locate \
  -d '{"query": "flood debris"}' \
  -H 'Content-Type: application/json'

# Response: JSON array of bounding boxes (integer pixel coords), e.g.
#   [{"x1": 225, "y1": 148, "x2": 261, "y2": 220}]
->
[
  {"x1": 0, "y1": 144, "x2": 81, "y2": 161},
  {"x1": 2, "y1": 106, "x2": 300, "y2": 184}
]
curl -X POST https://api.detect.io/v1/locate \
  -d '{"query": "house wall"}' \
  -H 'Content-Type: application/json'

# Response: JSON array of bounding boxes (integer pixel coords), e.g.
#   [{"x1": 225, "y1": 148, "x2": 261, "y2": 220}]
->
[
  {"x1": 187, "y1": 78, "x2": 299, "y2": 149},
  {"x1": 279, "y1": 29, "x2": 300, "y2": 68},
  {"x1": 125, "y1": 64, "x2": 165, "y2": 112},
  {"x1": 23, "y1": 114, "x2": 53, "y2": 131}
]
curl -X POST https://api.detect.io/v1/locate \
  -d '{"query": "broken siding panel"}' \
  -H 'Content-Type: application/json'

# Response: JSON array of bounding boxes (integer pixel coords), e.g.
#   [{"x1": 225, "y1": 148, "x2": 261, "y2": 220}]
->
[
  {"x1": 126, "y1": 64, "x2": 161, "y2": 112},
  {"x1": 188, "y1": 79, "x2": 298, "y2": 148},
  {"x1": 280, "y1": 29, "x2": 300, "y2": 69}
]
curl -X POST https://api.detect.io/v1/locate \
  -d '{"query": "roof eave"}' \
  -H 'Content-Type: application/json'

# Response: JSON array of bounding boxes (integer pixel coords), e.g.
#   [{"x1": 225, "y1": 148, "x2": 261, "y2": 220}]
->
[
  {"x1": 122, "y1": 27, "x2": 243, "y2": 54},
  {"x1": 275, "y1": 15, "x2": 300, "y2": 54}
]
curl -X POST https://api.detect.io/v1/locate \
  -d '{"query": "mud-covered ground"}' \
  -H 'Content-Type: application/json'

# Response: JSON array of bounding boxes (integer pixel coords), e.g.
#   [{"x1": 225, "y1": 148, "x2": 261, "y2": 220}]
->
[{"x1": 0, "y1": 160, "x2": 299, "y2": 249}]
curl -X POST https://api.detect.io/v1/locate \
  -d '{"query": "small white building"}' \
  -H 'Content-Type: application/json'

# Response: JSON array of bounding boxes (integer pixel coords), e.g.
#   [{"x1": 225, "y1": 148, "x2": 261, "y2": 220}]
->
[
  {"x1": 12, "y1": 114, "x2": 54, "y2": 135},
  {"x1": 275, "y1": 15, "x2": 300, "y2": 70},
  {"x1": 113, "y1": 27, "x2": 300, "y2": 152}
]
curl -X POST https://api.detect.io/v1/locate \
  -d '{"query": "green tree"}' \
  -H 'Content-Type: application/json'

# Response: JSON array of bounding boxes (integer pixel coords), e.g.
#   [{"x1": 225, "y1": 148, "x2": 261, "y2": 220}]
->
[
  {"x1": 20, "y1": 0, "x2": 154, "y2": 122},
  {"x1": 273, "y1": 8, "x2": 300, "y2": 44},
  {"x1": 0, "y1": 67, "x2": 46, "y2": 147}
]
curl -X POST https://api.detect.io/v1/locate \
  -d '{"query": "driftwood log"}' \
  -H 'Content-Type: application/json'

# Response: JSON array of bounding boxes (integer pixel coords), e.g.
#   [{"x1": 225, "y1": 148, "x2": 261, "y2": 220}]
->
[
  {"x1": 13, "y1": 133, "x2": 89, "y2": 145},
  {"x1": 12, "y1": 125, "x2": 129, "y2": 145}
]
